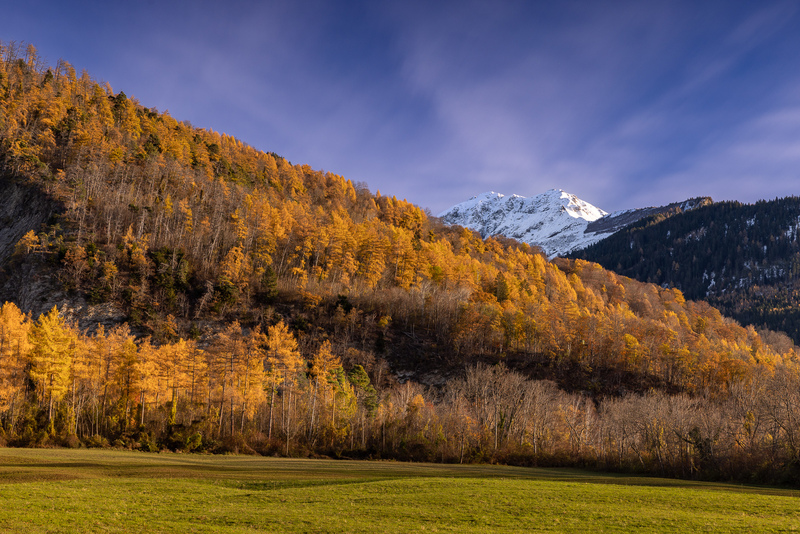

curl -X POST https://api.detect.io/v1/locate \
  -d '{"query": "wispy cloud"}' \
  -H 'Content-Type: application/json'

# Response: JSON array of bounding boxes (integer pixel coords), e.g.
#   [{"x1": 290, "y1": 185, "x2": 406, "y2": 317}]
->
[
  {"x1": 382, "y1": 0, "x2": 800, "y2": 212},
  {"x1": 4, "y1": 0, "x2": 800, "y2": 213}
]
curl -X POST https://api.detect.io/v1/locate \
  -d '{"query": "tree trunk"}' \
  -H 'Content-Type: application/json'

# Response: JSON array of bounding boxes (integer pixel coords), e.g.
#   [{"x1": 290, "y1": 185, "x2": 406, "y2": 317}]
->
[
  {"x1": 268, "y1": 383, "x2": 275, "y2": 439},
  {"x1": 218, "y1": 380, "x2": 226, "y2": 437},
  {"x1": 169, "y1": 387, "x2": 177, "y2": 426},
  {"x1": 308, "y1": 380, "x2": 318, "y2": 443},
  {"x1": 140, "y1": 391, "x2": 145, "y2": 427},
  {"x1": 285, "y1": 388, "x2": 292, "y2": 456},
  {"x1": 229, "y1": 396, "x2": 234, "y2": 437},
  {"x1": 47, "y1": 392, "x2": 54, "y2": 433}
]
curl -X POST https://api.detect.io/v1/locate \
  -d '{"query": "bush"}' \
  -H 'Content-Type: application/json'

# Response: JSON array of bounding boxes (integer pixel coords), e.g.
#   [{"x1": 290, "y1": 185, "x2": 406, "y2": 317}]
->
[
  {"x1": 62, "y1": 434, "x2": 81, "y2": 449},
  {"x1": 85, "y1": 434, "x2": 109, "y2": 448},
  {"x1": 186, "y1": 432, "x2": 203, "y2": 452},
  {"x1": 212, "y1": 435, "x2": 258, "y2": 455},
  {"x1": 137, "y1": 432, "x2": 159, "y2": 452}
]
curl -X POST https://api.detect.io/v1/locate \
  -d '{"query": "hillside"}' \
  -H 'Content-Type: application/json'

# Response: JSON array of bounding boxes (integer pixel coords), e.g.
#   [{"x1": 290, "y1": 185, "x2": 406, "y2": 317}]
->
[
  {"x1": 2, "y1": 43, "x2": 800, "y2": 483},
  {"x1": 570, "y1": 197, "x2": 800, "y2": 344}
]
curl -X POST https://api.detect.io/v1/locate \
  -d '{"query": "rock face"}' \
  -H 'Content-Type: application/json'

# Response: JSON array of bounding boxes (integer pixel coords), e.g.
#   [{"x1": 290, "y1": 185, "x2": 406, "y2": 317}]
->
[
  {"x1": 438, "y1": 189, "x2": 712, "y2": 257},
  {"x1": 0, "y1": 177, "x2": 127, "y2": 330},
  {"x1": 0, "y1": 177, "x2": 67, "y2": 318},
  {"x1": 0, "y1": 178, "x2": 61, "y2": 264}
]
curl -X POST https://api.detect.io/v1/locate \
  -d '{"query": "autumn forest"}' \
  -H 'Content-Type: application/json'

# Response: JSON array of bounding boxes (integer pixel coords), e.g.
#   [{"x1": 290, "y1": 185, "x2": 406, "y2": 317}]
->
[{"x1": 2, "y1": 42, "x2": 800, "y2": 485}]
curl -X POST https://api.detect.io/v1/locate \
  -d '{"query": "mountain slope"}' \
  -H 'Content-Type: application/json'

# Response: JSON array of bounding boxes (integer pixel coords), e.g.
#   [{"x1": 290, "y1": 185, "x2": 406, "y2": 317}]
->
[
  {"x1": 439, "y1": 189, "x2": 711, "y2": 257},
  {"x1": 4, "y1": 44, "x2": 800, "y2": 482},
  {"x1": 0, "y1": 46, "x2": 792, "y2": 392},
  {"x1": 570, "y1": 197, "x2": 800, "y2": 343}
]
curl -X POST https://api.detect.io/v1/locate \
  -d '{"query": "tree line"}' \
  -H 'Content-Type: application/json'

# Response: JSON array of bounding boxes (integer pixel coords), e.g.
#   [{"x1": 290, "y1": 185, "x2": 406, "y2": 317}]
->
[{"x1": 2, "y1": 301, "x2": 800, "y2": 485}]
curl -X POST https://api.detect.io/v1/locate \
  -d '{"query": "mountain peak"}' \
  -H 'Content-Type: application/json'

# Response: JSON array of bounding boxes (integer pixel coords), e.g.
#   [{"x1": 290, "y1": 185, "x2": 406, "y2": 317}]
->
[
  {"x1": 439, "y1": 190, "x2": 706, "y2": 257},
  {"x1": 438, "y1": 189, "x2": 608, "y2": 257}
]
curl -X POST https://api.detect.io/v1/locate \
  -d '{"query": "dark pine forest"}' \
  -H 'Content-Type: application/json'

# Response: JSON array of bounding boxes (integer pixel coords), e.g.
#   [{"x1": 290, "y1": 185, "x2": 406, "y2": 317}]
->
[{"x1": 572, "y1": 197, "x2": 800, "y2": 344}]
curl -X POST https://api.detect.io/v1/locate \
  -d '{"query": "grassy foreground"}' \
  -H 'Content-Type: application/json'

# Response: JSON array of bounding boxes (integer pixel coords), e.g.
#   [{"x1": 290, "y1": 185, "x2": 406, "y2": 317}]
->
[{"x1": 0, "y1": 449, "x2": 798, "y2": 533}]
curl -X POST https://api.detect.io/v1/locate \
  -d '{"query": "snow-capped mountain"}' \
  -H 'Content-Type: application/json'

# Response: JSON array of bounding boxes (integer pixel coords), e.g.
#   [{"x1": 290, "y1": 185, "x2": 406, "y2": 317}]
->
[{"x1": 438, "y1": 189, "x2": 711, "y2": 258}]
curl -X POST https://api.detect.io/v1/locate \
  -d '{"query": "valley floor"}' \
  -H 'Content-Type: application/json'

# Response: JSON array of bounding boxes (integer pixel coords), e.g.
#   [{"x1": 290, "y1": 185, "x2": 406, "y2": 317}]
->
[{"x1": 0, "y1": 448, "x2": 798, "y2": 533}]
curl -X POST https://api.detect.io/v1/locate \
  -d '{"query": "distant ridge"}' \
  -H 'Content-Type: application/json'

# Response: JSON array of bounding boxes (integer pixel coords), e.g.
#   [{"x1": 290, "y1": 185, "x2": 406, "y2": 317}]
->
[{"x1": 571, "y1": 195, "x2": 800, "y2": 344}]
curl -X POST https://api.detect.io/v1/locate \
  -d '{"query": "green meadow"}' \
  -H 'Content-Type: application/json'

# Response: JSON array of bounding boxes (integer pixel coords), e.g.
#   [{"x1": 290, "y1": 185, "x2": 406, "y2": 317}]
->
[{"x1": 0, "y1": 449, "x2": 798, "y2": 533}]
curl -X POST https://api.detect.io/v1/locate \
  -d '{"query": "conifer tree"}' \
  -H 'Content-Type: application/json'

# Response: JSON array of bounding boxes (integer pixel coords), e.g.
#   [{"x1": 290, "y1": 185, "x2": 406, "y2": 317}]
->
[{"x1": 29, "y1": 307, "x2": 75, "y2": 428}]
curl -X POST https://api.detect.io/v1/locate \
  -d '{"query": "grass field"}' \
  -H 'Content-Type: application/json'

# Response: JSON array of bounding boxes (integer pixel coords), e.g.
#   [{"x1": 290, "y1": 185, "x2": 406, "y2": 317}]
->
[{"x1": 0, "y1": 448, "x2": 798, "y2": 533}]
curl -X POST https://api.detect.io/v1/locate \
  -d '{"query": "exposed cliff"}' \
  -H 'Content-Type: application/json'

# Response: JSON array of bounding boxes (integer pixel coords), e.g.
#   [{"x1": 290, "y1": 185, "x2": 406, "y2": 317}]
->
[
  {"x1": 0, "y1": 177, "x2": 126, "y2": 330},
  {"x1": 0, "y1": 177, "x2": 60, "y2": 264}
]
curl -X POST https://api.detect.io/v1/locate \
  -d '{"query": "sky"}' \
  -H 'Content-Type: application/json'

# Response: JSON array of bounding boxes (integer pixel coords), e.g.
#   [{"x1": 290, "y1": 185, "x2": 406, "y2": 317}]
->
[{"x1": 3, "y1": 0, "x2": 800, "y2": 215}]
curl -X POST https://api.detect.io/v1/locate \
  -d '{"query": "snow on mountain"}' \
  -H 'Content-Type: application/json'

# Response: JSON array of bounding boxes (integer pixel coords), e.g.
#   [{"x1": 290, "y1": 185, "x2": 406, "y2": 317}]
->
[{"x1": 438, "y1": 189, "x2": 711, "y2": 258}]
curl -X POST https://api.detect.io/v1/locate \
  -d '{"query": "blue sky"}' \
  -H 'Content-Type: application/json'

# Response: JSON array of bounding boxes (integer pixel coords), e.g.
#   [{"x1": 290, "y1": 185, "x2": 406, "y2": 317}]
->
[{"x1": 3, "y1": 1, "x2": 800, "y2": 215}]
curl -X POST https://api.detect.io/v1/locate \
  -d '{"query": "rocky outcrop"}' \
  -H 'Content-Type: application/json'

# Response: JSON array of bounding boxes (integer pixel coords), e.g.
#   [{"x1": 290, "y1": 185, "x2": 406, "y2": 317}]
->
[
  {"x1": 0, "y1": 177, "x2": 131, "y2": 331},
  {"x1": 0, "y1": 176, "x2": 61, "y2": 264},
  {"x1": 0, "y1": 176, "x2": 66, "y2": 318}
]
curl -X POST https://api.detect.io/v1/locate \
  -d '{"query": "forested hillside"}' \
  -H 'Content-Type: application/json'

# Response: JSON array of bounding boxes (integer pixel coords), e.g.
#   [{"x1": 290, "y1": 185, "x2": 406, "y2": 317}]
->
[
  {"x1": 2, "y1": 42, "x2": 800, "y2": 484},
  {"x1": 571, "y1": 197, "x2": 800, "y2": 343}
]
